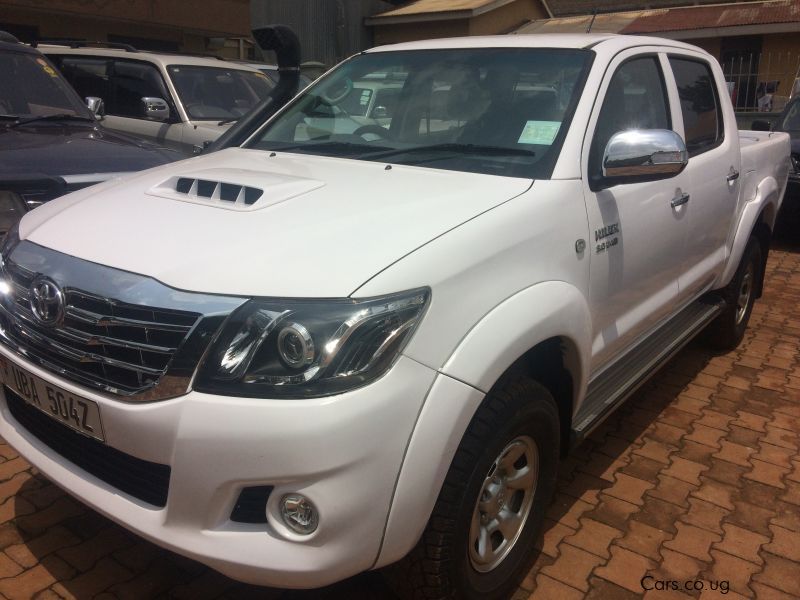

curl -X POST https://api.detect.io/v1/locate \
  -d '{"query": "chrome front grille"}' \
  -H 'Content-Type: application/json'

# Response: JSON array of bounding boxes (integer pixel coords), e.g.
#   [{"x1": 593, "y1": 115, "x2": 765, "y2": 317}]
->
[
  {"x1": 5, "y1": 263, "x2": 196, "y2": 394},
  {"x1": 0, "y1": 241, "x2": 245, "y2": 401}
]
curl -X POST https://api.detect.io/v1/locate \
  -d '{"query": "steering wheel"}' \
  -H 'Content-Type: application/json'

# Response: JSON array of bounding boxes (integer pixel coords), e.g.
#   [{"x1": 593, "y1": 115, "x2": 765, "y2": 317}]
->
[
  {"x1": 353, "y1": 124, "x2": 389, "y2": 139},
  {"x1": 320, "y1": 78, "x2": 353, "y2": 105}
]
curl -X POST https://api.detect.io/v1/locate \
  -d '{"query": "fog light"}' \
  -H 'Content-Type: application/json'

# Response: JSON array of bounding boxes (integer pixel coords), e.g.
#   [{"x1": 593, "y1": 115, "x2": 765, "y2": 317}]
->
[{"x1": 280, "y1": 494, "x2": 318, "y2": 534}]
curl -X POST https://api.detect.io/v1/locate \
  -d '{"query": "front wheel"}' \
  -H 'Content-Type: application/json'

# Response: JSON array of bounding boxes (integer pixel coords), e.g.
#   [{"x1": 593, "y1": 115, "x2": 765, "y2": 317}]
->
[
  {"x1": 704, "y1": 237, "x2": 762, "y2": 351},
  {"x1": 386, "y1": 377, "x2": 559, "y2": 600}
]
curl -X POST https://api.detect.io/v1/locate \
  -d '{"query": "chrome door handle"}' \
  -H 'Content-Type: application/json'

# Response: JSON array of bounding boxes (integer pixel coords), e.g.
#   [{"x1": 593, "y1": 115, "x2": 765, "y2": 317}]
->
[
  {"x1": 671, "y1": 192, "x2": 690, "y2": 208},
  {"x1": 727, "y1": 169, "x2": 740, "y2": 182}
]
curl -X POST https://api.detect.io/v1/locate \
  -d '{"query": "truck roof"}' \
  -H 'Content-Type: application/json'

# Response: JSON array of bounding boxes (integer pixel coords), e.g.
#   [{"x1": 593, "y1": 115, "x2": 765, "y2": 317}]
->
[{"x1": 367, "y1": 33, "x2": 709, "y2": 55}]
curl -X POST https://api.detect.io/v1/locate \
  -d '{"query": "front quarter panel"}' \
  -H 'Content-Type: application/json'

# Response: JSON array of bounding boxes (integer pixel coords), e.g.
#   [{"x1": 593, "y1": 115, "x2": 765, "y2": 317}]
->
[
  {"x1": 353, "y1": 179, "x2": 591, "y2": 375},
  {"x1": 353, "y1": 179, "x2": 592, "y2": 564}
]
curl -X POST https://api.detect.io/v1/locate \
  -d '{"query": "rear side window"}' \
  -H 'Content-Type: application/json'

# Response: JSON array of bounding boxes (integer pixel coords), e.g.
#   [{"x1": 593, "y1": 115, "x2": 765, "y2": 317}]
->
[
  {"x1": 668, "y1": 57, "x2": 723, "y2": 156},
  {"x1": 589, "y1": 56, "x2": 671, "y2": 181}
]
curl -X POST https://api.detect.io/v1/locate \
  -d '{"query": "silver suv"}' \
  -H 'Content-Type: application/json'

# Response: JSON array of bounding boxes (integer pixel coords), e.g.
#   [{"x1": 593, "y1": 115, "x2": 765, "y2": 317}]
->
[{"x1": 41, "y1": 43, "x2": 273, "y2": 155}]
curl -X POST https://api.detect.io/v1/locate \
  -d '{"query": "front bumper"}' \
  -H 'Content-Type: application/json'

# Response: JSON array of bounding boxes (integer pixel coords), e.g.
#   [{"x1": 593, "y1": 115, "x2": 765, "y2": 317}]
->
[{"x1": 0, "y1": 347, "x2": 437, "y2": 588}]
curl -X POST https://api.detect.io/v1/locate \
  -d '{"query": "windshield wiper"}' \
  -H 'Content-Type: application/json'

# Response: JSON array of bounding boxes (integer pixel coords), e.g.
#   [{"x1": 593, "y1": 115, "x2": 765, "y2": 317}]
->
[
  {"x1": 8, "y1": 114, "x2": 95, "y2": 128},
  {"x1": 218, "y1": 117, "x2": 239, "y2": 126},
  {"x1": 265, "y1": 140, "x2": 393, "y2": 155},
  {"x1": 361, "y1": 143, "x2": 537, "y2": 161}
]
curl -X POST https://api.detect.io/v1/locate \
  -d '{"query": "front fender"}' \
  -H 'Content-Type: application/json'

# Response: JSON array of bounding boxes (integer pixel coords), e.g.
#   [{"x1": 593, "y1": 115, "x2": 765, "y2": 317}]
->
[
  {"x1": 716, "y1": 176, "x2": 779, "y2": 289},
  {"x1": 441, "y1": 280, "x2": 592, "y2": 401},
  {"x1": 375, "y1": 281, "x2": 591, "y2": 568}
]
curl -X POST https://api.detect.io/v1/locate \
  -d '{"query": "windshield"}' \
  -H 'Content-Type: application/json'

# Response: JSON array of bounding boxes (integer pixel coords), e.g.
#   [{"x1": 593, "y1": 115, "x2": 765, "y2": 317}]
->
[
  {"x1": 0, "y1": 51, "x2": 93, "y2": 120},
  {"x1": 247, "y1": 48, "x2": 593, "y2": 179},
  {"x1": 782, "y1": 99, "x2": 800, "y2": 131},
  {"x1": 167, "y1": 65, "x2": 274, "y2": 120}
]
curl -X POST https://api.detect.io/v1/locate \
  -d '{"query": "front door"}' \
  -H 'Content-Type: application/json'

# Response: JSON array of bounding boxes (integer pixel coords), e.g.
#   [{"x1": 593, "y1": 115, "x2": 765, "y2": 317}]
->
[
  {"x1": 582, "y1": 51, "x2": 691, "y2": 373},
  {"x1": 104, "y1": 59, "x2": 184, "y2": 151}
]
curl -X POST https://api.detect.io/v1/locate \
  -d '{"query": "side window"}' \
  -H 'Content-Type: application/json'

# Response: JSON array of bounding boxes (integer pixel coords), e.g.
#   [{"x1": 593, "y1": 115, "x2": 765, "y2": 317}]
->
[
  {"x1": 669, "y1": 57, "x2": 723, "y2": 156},
  {"x1": 110, "y1": 60, "x2": 171, "y2": 119},
  {"x1": 53, "y1": 57, "x2": 112, "y2": 104},
  {"x1": 590, "y1": 57, "x2": 670, "y2": 179}
]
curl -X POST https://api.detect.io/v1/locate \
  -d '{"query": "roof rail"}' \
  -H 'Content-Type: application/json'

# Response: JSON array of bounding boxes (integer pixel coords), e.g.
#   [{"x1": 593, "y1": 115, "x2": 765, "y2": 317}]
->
[
  {"x1": 147, "y1": 50, "x2": 229, "y2": 60},
  {"x1": 31, "y1": 39, "x2": 137, "y2": 52},
  {"x1": 0, "y1": 30, "x2": 20, "y2": 44}
]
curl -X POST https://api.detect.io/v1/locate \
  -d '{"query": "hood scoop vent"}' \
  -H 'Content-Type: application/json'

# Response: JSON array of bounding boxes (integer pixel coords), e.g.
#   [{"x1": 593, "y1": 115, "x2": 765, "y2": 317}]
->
[
  {"x1": 147, "y1": 168, "x2": 325, "y2": 211},
  {"x1": 175, "y1": 177, "x2": 263, "y2": 205}
]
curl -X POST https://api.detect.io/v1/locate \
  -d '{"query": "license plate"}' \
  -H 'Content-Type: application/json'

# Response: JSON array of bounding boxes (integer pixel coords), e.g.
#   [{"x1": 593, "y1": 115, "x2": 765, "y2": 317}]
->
[{"x1": 0, "y1": 355, "x2": 105, "y2": 442}]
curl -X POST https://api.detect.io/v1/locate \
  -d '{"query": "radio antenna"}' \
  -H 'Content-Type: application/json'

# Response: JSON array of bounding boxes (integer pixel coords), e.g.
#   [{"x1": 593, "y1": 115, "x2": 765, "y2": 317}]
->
[{"x1": 586, "y1": 10, "x2": 597, "y2": 33}]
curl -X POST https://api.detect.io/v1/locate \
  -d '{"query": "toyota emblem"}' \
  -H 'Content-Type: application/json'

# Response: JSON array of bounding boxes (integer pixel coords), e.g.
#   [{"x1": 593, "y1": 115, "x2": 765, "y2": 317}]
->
[{"x1": 29, "y1": 276, "x2": 65, "y2": 327}]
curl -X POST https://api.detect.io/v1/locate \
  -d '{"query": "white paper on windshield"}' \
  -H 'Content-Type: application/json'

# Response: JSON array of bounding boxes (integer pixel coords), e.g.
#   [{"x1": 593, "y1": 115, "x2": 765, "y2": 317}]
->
[{"x1": 518, "y1": 120, "x2": 561, "y2": 145}]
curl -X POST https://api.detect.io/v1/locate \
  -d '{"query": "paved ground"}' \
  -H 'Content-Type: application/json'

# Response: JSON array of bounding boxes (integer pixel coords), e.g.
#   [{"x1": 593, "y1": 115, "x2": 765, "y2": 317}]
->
[{"x1": 0, "y1": 211, "x2": 798, "y2": 599}]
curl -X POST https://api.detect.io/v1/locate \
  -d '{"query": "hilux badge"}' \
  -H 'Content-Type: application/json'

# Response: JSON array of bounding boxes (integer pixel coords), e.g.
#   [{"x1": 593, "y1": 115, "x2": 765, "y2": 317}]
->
[{"x1": 29, "y1": 276, "x2": 65, "y2": 327}]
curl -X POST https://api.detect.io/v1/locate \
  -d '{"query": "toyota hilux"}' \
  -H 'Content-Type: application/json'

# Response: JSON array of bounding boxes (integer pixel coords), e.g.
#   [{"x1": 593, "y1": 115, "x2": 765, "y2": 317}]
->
[{"x1": 0, "y1": 34, "x2": 790, "y2": 600}]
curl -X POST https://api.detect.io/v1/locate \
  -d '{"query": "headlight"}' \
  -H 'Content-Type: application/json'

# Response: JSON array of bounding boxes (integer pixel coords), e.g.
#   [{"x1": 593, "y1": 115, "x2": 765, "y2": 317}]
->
[
  {"x1": 0, "y1": 192, "x2": 26, "y2": 239},
  {"x1": 194, "y1": 288, "x2": 430, "y2": 398}
]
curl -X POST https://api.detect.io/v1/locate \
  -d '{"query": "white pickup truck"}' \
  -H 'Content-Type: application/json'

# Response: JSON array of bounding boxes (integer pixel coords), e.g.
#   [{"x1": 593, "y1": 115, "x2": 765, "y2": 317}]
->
[{"x1": 0, "y1": 34, "x2": 789, "y2": 600}]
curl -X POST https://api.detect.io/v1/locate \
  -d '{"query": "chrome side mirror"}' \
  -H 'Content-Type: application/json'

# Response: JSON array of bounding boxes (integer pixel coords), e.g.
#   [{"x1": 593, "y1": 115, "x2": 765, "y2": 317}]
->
[
  {"x1": 603, "y1": 129, "x2": 688, "y2": 181},
  {"x1": 85, "y1": 96, "x2": 104, "y2": 117},
  {"x1": 141, "y1": 97, "x2": 170, "y2": 121}
]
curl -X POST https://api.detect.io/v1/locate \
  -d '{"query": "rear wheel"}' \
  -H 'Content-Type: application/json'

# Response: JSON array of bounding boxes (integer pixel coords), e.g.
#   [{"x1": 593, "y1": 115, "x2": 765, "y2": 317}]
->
[
  {"x1": 386, "y1": 377, "x2": 559, "y2": 600},
  {"x1": 704, "y1": 237, "x2": 761, "y2": 351}
]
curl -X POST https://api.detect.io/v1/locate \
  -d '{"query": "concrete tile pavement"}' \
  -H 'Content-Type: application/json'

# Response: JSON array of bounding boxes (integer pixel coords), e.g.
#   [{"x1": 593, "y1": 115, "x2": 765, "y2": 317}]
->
[{"x1": 0, "y1": 244, "x2": 797, "y2": 599}]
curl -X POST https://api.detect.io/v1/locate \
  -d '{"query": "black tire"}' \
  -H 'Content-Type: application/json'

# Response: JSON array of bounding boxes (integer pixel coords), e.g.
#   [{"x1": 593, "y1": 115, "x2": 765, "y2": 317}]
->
[
  {"x1": 386, "y1": 377, "x2": 560, "y2": 600},
  {"x1": 704, "y1": 237, "x2": 761, "y2": 351}
]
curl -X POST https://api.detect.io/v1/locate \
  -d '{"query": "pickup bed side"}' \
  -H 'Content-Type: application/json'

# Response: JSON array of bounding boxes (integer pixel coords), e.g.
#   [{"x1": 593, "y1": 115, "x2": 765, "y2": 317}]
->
[{"x1": 715, "y1": 131, "x2": 790, "y2": 291}]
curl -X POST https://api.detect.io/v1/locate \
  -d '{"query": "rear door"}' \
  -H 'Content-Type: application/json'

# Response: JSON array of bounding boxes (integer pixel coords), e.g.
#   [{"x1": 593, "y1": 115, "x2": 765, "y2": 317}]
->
[
  {"x1": 666, "y1": 54, "x2": 741, "y2": 297},
  {"x1": 581, "y1": 50, "x2": 691, "y2": 372}
]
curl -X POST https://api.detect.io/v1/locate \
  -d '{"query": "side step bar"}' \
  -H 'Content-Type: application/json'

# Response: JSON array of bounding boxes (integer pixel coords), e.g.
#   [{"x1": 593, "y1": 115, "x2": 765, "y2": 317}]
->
[{"x1": 572, "y1": 299, "x2": 724, "y2": 443}]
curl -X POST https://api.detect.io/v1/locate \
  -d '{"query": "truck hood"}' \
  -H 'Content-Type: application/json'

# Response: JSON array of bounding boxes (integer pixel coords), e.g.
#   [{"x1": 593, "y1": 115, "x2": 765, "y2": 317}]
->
[
  {"x1": 22, "y1": 148, "x2": 532, "y2": 298},
  {"x1": 0, "y1": 122, "x2": 181, "y2": 178}
]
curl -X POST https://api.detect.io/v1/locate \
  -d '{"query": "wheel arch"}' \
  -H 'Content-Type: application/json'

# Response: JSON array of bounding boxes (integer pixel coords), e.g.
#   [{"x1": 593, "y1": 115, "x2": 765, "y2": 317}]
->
[
  {"x1": 717, "y1": 175, "x2": 779, "y2": 293},
  {"x1": 374, "y1": 281, "x2": 591, "y2": 568},
  {"x1": 495, "y1": 336, "x2": 580, "y2": 457}
]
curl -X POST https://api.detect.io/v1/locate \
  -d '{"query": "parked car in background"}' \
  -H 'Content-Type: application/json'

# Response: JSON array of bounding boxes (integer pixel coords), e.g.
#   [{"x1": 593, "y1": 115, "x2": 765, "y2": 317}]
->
[
  {"x1": 234, "y1": 61, "x2": 312, "y2": 90},
  {"x1": 0, "y1": 32, "x2": 181, "y2": 235},
  {"x1": 40, "y1": 43, "x2": 274, "y2": 155},
  {"x1": 757, "y1": 97, "x2": 800, "y2": 195}
]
